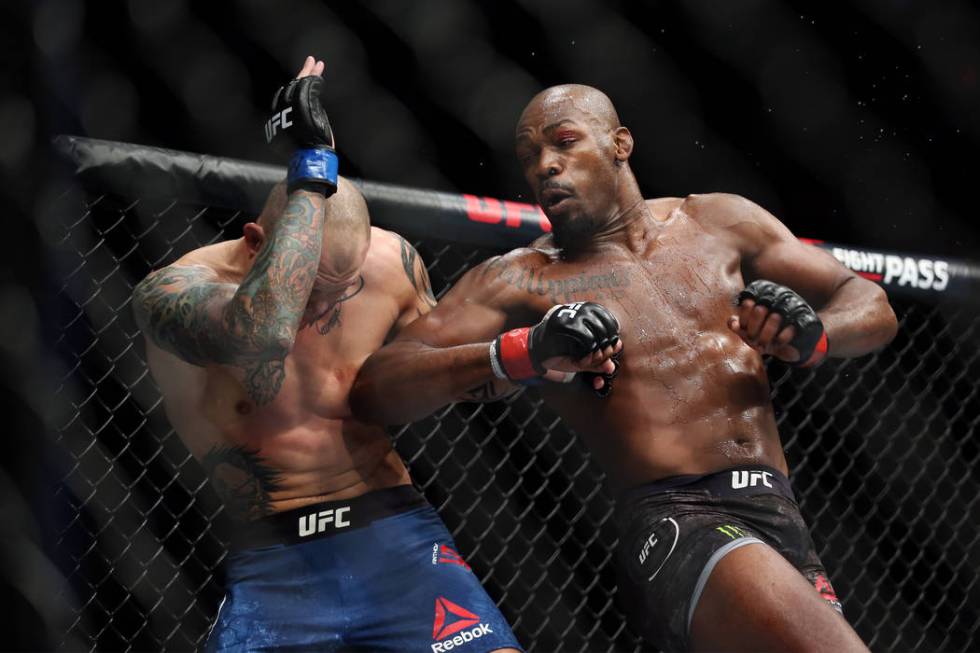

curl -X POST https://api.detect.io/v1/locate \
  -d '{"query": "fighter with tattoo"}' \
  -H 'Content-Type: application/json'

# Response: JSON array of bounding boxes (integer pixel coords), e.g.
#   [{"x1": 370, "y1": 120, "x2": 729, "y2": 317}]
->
[
  {"x1": 351, "y1": 85, "x2": 898, "y2": 652},
  {"x1": 133, "y1": 57, "x2": 521, "y2": 652}
]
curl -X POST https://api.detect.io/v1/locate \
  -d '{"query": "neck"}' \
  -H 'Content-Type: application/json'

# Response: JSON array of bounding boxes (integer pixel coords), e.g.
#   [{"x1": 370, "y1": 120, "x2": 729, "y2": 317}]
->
[{"x1": 557, "y1": 173, "x2": 656, "y2": 258}]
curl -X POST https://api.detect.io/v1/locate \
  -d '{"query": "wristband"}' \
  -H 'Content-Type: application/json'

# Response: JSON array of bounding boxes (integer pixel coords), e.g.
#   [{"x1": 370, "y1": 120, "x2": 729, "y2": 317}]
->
[
  {"x1": 488, "y1": 339, "x2": 508, "y2": 380},
  {"x1": 796, "y1": 331, "x2": 829, "y2": 368},
  {"x1": 287, "y1": 148, "x2": 339, "y2": 195},
  {"x1": 493, "y1": 327, "x2": 540, "y2": 381}
]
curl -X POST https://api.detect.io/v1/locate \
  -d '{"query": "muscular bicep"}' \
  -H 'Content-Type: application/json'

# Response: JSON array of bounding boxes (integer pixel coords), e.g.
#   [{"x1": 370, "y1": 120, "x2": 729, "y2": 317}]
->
[
  {"x1": 132, "y1": 264, "x2": 277, "y2": 366},
  {"x1": 713, "y1": 194, "x2": 855, "y2": 307},
  {"x1": 747, "y1": 239, "x2": 854, "y2": 307}
]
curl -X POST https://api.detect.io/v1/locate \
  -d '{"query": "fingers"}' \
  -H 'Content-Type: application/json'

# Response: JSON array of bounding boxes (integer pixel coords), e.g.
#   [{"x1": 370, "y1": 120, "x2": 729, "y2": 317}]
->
[
  {"x1": 729, "y1": 305, "x2": 799, "y2": 359},
  {"x1": 775, "y1": 324, "x2": 796, "y2": 346},
  {"x1": 295, "y1": 56, "x2": 325, "y2": 79},
  {"x1": 542, "y1": 369, "x2": 577, "y2": 383},
  {"x1": 743, "y1": 302, "x2": 769, "y2": 341},
  {"x1": 540, "y1": 341, "x2": 621, "y2": 375},
  {"x1": 755, "y1": 312, "x2": 783, "y2": 348},
  {"x1": 575, "y1": 342, "x2": 619, "y2": 372},
  {"x1": 296, "y1": 55, "x2": 314, "y2": 78}
]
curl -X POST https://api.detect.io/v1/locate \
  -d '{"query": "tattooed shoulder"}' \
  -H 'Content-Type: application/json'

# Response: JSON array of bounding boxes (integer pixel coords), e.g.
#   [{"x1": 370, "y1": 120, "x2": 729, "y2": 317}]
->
[
  {"x1": 132, "y1": 264, "x2": 232, "y2": 365},
  {"x1": 393, "y1": 233, "x2": 437, "y2": 308}
]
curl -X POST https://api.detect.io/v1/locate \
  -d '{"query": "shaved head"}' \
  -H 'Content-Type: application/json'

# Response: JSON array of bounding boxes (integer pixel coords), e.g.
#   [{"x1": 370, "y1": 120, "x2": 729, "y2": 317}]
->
[
  {"x1": 517, "y1": 84, "x2": 621, "y2": 137},
  {"x1": 514, "y1": 84, "x2": 639, "y2": 253}
]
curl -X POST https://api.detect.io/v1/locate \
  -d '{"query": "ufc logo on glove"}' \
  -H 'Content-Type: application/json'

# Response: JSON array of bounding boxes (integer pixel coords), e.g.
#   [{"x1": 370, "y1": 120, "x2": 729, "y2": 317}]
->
[
  {"x1": 265, "y1": 107, "x2": 293, "y2": 142},
  {"x1": 555, "y1": 302, "x2": 585, "y2": 320}
]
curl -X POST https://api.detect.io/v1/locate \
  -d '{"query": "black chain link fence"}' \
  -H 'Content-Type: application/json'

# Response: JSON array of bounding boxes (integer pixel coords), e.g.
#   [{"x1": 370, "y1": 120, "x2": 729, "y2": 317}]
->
[{"x1": 49, "y1": 185, "x2": 980, "y2": 652}]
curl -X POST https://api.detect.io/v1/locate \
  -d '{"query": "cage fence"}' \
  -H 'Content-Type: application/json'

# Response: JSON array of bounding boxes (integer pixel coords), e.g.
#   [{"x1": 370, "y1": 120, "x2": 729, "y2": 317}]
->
[{"x1": 48, "y1": 140, "x2": 980, "y2": 652}]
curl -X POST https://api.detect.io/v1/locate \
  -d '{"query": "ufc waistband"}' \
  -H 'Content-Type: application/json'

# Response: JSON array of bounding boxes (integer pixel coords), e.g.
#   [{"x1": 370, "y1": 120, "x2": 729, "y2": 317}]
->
[
  {"x1": 620, "y1": 464, "x2": 796, "y2": 505},
  {"x1": 229, "y1": 484, "x2": 427, "y2": 550}
]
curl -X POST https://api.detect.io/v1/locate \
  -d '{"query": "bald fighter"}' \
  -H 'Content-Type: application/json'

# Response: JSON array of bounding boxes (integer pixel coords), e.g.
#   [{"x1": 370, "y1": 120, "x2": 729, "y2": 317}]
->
[
  {"x1": 350, "y1": 84, "x2": 897, "y2": 652},
  {"x1": 133, "y1": 57, "x2": 521, "y2": 653}
]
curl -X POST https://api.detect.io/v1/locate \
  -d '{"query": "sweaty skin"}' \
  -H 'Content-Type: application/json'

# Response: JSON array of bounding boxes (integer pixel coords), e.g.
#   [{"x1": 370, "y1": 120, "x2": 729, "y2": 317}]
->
[
  {"x1": 351, "y1": 84, "x2": 895, "y2": 652},
  {"x1": 134, "y1": 178, "x2": 435, "y2": 520}
]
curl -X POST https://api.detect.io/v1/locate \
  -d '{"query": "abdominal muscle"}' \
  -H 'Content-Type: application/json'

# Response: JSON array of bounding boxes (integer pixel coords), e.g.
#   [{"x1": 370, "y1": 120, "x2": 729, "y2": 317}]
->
[
  {"x1": 544, "y1": 329, "x2": 789, "y2": 493},
  {"x1": 199, "y1": 417, "x2": 410, "y2": 520}
]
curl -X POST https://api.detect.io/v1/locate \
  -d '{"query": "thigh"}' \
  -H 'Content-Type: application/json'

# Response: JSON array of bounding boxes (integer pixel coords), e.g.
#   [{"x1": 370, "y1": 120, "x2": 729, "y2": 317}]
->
[
  {"x1": 616, "y1": 506, "x2": 761, "y2": 651},
  {"x1": 341, "y1": 507, "x2": 523, "y2": 653},
  {"x1": 689, "y1": 542, "x2": 867, "y2": 653},
  {"x1": 206, "y1": 544, "x2": 346, "y2": 653}
]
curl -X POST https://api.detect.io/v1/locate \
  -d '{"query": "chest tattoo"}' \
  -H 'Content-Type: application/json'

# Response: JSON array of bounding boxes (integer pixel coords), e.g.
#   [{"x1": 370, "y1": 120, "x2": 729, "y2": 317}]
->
[
  {"x1": 490, "y1": 262, "x2": 632, "y2": 304},
  {"x1": 311, "y1": 275, "x2": 366, "y2": 335}
]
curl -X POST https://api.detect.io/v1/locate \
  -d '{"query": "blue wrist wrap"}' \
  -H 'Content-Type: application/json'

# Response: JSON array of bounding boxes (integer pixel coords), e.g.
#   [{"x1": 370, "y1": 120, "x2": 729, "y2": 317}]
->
[{"x1": 288, "y1": 148, "x2": 339, "y2": 194}]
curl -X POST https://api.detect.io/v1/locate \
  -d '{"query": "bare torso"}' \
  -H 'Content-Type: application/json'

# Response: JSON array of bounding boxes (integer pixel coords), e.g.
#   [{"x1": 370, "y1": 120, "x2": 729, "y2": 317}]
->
[
  {"x1": 488, "y1": 197, "x2": 784, "y2": 492},
  {"x1": 146, "y1": 228, "x2": 421, "y2": 520}
]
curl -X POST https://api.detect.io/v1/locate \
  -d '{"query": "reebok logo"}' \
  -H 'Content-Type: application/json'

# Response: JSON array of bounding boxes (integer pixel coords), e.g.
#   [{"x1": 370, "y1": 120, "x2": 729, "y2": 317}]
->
[
  {"x1": 264, "y1": 107, "x2": 293, "y2": 142},
  {"x1": 297, "y1": 506, "x2": 350, "y2": 537},
  {"x1": 433, "y1": 544, "x2": 471, "y2": 570},
  {"x1": 430, "y1": 596, "x2": 492, "y2": 651},
  {"x1": 731, "y1": 470, "x2": 773, "y2": 489}
]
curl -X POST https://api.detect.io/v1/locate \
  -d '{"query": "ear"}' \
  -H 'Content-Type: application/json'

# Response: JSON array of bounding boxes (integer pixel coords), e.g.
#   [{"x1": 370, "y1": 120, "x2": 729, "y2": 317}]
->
[
  {"x1": 242, "y1": 222, "x2": 266, "y2": 256},
  {"x1": 613, "y1": 127, "x2": 633, "y2": 164}
]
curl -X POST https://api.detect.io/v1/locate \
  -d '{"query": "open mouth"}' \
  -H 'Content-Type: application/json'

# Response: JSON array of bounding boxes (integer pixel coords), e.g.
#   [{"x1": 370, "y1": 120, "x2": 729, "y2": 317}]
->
[{"x1": 540, "y1": 188, "x2": 574, "y2": 210}]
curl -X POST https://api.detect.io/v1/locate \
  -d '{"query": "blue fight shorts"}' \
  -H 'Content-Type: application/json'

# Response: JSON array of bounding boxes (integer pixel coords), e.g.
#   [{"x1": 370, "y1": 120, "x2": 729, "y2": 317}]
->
[{"x1": 206, "y1": 485, "x2": 522, "y2": 653}]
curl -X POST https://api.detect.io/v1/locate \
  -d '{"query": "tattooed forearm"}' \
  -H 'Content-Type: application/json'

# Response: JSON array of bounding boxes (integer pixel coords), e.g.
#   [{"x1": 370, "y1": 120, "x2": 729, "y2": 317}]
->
[
  {"x1": 459, "y1": 378, "x2": 520, "y2": 403},
  {"x1": 225, "y1": 191, "x2": 326, "y2": 351},
  {"x1": 396, "y1": 234, "x2": 437, "y2": 308},
  {"x1": 201, "y1": 444, "x2": 284, "y2": 521},
  {"x1": 133, "y1": 190, "x2": 326, "y2": 403}
]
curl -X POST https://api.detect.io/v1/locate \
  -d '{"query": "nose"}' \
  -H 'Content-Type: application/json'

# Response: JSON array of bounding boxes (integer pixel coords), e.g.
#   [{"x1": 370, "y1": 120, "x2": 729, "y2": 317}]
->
[{"x1": 536, "y1": 149, "x2": 563, "y2": 180}]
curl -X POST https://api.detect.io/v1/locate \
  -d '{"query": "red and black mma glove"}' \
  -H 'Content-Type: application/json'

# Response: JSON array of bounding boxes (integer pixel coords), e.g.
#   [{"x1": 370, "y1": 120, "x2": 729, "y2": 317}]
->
[
  {"x1": 489, "y1": 301, "x2": 621, "y2": 386},
  {"x1": 737, "y1": 280, "x2": 829, "y2": 367},
  {"x1": 265, "y1": 75, "x2": 338, "y2": 196}
]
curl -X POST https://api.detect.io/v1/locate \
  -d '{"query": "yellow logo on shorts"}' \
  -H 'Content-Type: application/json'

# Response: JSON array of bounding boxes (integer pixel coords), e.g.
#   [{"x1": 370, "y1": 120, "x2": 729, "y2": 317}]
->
[{"x1": 716, "y1": 524, "x2": 746, "y2": 539}]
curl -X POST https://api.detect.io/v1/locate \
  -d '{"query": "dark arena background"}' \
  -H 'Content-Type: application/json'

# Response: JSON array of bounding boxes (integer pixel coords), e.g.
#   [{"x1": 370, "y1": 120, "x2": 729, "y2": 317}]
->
[{"x1": 4, "y1": 0, "x2": 980, "y2": 651}]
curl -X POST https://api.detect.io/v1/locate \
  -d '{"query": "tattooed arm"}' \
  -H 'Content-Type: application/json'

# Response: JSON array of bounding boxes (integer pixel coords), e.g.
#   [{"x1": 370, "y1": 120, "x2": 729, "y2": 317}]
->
[{"x1": 133, "y1": 188, "x2": 327, "y2": 403}]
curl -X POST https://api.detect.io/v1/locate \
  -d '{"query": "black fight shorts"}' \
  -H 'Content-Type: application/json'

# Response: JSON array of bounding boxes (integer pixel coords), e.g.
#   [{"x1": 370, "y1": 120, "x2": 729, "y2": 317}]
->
[{"x1": 615, "y1": 465, "x2": 842, "y2": 652}]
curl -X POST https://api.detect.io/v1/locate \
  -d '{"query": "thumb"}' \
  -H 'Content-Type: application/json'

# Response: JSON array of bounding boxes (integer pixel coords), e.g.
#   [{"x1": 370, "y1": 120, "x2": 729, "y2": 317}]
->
[{"x1": 542, "y1": 369, "x2": 577, "y2": 383}]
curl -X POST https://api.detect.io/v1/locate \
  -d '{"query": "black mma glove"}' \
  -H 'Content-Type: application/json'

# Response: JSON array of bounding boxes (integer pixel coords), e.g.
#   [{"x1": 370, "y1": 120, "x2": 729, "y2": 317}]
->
[
  {"x1": 737, "y1": 280, "x2": 829, "y2": 367},
  {"x1": 489, "y1": 301, "x2": 621, "y2": 381},
  {"x1": 265, "y1": 75, "x2": 338, "y2": 195}
]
